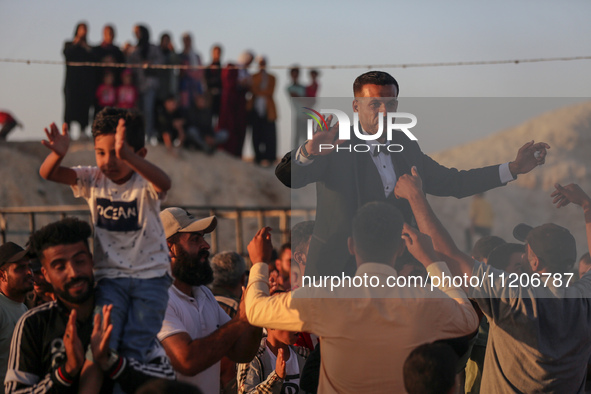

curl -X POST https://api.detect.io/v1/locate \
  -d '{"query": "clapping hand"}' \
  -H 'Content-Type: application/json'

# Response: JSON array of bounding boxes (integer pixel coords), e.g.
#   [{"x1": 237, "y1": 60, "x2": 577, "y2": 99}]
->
[
  {"x1": 63, "y1": 309, "x2": 84, "y2": 376},
  {"x1": 91, "y1": 305, "x2": 114, "y2": 371}
]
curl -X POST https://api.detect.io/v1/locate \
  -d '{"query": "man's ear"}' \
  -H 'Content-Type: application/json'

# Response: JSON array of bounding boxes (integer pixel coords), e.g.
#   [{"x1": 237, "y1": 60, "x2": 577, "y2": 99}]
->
[
  {"x1": 0, "y1": 268, "x2": 6, "y2": 283},
  {"x1": 352, "y1": 99, "x2": 359, "y2": 113},
  {"x1": 293, "y1": 251, "x2": 305, "y2": 266},
  {"x1": 530, "y1": 250, "x2": 540, "y2": 272},
  {"x1": 347, "y1": 236, "x2": 355, "y2": 256},
  {"x1": 136, "y1": 147, "x2": 147, "y2": 158}
]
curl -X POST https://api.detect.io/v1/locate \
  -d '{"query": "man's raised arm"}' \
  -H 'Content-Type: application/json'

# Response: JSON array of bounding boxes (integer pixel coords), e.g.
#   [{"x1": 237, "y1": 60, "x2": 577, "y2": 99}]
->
[
  {"x1": 395, "y1": 166, "x2": 475, "y2": 281},
  {"x1": 244, "y1": 228, "x2": 307, "y2": 332},
  {"x1": 551, "y1": 183, "x2": 591, "y2": 256}
]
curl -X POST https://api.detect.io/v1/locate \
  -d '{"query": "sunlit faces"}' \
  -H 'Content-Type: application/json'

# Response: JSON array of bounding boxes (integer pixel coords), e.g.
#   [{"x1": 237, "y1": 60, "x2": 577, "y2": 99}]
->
[
  {"x1": 32, "y1": 268, "x2": 53, "y2": 297},
  {"x1": 276, "y1": 247, "x2": 292, "y2": 282},
  {"x1": 0, "y1": 259, "x2": 33, "y2": 296},
  {"x1": 40, "y1": 241, "x2": 94, "y2": 305},
  {"x1": 94, "y1": 134, "x2": 136, "y2": 184},
  {"x1": 353, "y1": 84, "x2": 399, "y2": 135},
  {"x1": 174, "y1": 232, "x2": 210, "y2": 257},
  {"x1": 103, "y1": 26, "x2": 114, "y2": 45},
  {"x1": 76, "y1": 24, "x2": 87, "y2": 39},
  {"x1": 170, "y1": 232, "x2": 213, "y2": 287}
]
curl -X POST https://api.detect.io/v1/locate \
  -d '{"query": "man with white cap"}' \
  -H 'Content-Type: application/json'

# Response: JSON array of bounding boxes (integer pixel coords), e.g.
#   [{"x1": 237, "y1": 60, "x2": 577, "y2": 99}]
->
[
  {"x1": 158, "y1": 207, "x2": 261, "y2": 392},
  {"x1": 0, "y1": 242, "x2": 32, "y2": 385}
]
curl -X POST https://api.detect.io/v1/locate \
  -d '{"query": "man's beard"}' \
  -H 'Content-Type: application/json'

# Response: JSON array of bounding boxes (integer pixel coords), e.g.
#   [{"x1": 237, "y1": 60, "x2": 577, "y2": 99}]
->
[
  {"x1": 56, "y1": 276, "x2": 94, "y2": 304},
  {"x1": 173, "y1": 247, "x2": 214, "y2": 287}
]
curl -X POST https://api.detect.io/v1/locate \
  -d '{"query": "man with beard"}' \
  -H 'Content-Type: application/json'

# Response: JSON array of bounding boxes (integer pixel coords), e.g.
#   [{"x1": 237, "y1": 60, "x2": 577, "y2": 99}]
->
[
  {"x1": 0, "y1": 242, "x2": 33, "y2": 385},
  {"x1": 158, "y1": 207, "x2": 262, "y2": 392},
  {"x1": 5, "y1": 218, "x2": 176, "y2": 393}
]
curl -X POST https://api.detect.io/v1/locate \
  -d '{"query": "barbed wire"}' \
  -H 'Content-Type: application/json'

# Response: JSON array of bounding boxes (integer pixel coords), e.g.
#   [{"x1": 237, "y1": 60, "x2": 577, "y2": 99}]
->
[{"x1": 0, "y1": 55, "x2": 590, "y2": 70}]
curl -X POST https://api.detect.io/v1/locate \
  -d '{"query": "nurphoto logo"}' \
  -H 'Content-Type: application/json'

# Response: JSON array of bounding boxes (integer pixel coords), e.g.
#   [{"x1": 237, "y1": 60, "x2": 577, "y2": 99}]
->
[{"x1": 303, "y1": 107, "x2": 418, "y2": 153}]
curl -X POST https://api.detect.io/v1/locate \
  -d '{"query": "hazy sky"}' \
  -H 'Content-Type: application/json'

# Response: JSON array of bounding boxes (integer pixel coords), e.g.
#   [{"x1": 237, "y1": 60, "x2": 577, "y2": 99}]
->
[{"x1": 1, "y1": 0, "x2": 590, "y2": 154}]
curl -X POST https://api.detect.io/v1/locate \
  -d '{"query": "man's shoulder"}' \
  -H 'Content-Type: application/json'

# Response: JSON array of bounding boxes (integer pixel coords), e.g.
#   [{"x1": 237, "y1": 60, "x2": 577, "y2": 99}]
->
[
  {"x1": 196, "y1": 285, "x2": 218, "y2": 301},
  {"x1": 13, "y1": 301, "x2": 58, "y2": 336}
]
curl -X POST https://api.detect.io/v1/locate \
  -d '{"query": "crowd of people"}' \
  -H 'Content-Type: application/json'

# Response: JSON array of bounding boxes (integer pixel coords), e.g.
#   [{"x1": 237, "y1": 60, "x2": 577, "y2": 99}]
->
[
  {"x1": 62, "y1": 22, "x2": 320, "y2": 164},
  {"x1": 1, "y1": 68, "x2": 591, "y2": 394}
]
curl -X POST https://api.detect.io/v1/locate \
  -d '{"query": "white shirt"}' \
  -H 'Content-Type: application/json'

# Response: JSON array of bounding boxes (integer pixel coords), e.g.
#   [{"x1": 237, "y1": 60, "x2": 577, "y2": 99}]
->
[
  {"x1": 157, "y1": 284, "x2": 232, "y2": 392},
  {"x1": 71, "y1": 166, "x2": 170, "y2": 280}
]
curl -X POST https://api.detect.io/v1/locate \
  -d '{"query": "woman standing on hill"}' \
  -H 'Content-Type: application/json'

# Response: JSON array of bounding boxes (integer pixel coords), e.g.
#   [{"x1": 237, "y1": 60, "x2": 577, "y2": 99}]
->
[{"x1": 63, "y1": 22, "x2": 96, "y2": 138}]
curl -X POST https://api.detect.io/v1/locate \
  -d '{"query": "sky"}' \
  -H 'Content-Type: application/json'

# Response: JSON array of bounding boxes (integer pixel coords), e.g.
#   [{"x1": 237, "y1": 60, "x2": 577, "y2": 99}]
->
[{"x1": 1, "y1": 0, "x2": 590, "y2": 154}]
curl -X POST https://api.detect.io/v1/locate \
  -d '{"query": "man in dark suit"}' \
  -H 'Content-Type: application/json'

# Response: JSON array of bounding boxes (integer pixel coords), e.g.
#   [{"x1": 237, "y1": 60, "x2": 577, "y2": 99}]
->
[{"x1": 276, "y1": 71, "x2": 549, "y2": 277}]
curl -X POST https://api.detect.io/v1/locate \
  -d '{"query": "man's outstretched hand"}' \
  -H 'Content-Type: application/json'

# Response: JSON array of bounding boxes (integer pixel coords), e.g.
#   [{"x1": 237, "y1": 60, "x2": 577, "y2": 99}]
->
[
  {"x1": 551, "y1": 183, "x2": 591, "y2": 209},
  {"x1": 509, "y1": 141, "x2": 550, "y2": 177},
  {"x1": 247, "y1": 227, "x2": 273, "y2": 265}
]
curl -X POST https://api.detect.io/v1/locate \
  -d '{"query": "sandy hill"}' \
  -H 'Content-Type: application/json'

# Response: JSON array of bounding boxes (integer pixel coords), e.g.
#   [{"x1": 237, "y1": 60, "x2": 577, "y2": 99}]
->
[
  {"x1": 428, "y1": 100, "x2": 591, "y2": 256},
  {"x1": 0, "y1": 143, "x2": 291, "y2": 250},
  {"x1": 0, "y1": 143, "x2": 289, "y2": 208},
  {"x1": 1, "y1": 100, "x2": 590, "y2": 257}
]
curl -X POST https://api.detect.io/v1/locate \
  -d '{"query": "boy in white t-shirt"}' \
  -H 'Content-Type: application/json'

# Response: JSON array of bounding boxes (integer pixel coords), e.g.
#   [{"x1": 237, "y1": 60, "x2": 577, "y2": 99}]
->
[{"x1": 39, "y1": 108, "x2": 172, "y2": 367}]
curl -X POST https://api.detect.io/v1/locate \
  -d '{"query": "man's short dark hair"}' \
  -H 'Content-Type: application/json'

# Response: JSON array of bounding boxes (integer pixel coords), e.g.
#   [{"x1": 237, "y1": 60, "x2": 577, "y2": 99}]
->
[
  {"x1": 291, "y1": 221, "x2": 315, "y2": 255},
  {"x1": 278, "y1": 243, "x2": 291, "y2": 257},
  {"x1": 353, "y1": 71, "x2": 400, "y2": 96},
  {"x1": 29, "y1": 218, "x2": 92, "y2": 262},
  {"x1": 471, "y1": 236, "x2": 506, "y2": 262},
  {"x1": 210, "y1": 251, "x2": 246, "y2": 288},
  {"x1": 487, "y1": 243, "x2": 524, "y2": 271},
  {"x1": 352, "y1": 202, "x2": 404, "y2": 264},
  {"x1": 92, "y1": 107, "x2": 145, "y2": 151},
  {"x1": 403, "y1": 343, "x2": 458, "y2": 394}
]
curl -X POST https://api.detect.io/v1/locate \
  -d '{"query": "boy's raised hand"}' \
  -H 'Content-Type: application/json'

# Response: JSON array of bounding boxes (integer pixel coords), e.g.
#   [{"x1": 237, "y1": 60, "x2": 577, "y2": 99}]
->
[
  {"x1": 115, "y1": 118, "x2": 133, "y2": 160},
  {"x1": 42, "y1": 122, "x2": 70, "y2": 157}
]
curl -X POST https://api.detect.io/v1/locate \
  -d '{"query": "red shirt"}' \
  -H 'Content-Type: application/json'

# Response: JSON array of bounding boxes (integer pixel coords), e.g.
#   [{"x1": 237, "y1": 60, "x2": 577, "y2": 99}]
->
[
  {"x1": 96, "y1": 85, "x2": 117, "y2": 107},
  {"x1": 116, "y1": 85, "x2": 138, "y2": 109}
]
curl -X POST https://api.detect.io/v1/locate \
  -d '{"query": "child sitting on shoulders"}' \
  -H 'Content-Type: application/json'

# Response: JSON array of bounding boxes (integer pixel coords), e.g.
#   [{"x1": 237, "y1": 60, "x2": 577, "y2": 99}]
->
[{"x1": 39, "y1": 107, "x2": 172, "y2": 390}]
